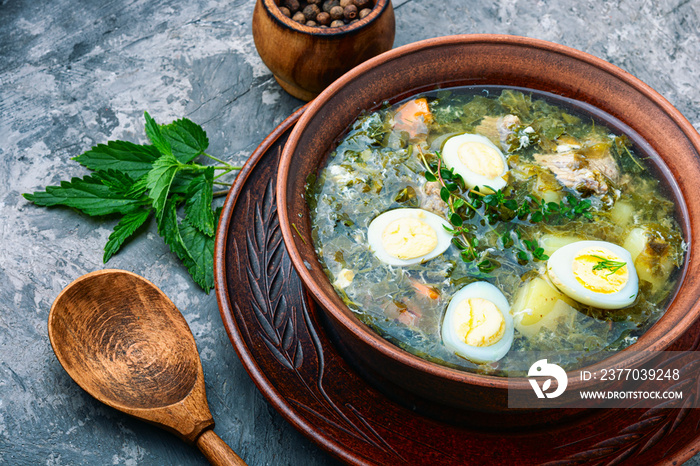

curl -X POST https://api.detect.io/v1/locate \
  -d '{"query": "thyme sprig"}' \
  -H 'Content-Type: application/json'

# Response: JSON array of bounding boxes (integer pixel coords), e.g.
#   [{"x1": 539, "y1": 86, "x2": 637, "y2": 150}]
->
[
  {"x1": 418, "y1": 149, "x2": 481, "y2": 264},
  {"x1": 419, "y1": 148, "x2": 595, "y2": 274}
]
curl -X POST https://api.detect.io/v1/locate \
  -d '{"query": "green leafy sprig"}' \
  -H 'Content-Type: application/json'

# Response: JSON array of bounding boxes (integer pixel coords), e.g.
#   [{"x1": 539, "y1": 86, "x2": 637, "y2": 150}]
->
[
  {"x1": 419, "y1": 149, "x2": 483, "y2": 266},
  {"x1": 420, "y1": 149, "x2": 595, "y2": 274},
  {"x1": 23, "y1": 112, "x2": 241, "y2": 292}
]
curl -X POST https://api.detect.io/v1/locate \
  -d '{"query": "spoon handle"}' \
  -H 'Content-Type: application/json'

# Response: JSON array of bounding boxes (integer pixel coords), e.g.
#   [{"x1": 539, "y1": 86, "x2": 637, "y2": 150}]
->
[{"x1": 196, "y1": 429, "x2": 247, "y2": 466}]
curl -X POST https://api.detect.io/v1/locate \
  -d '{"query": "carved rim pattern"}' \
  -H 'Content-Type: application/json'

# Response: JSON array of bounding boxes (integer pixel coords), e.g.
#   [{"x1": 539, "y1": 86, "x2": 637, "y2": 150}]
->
[{"x1": 214, "y1": 109, "x2": 700, "y2": 465}]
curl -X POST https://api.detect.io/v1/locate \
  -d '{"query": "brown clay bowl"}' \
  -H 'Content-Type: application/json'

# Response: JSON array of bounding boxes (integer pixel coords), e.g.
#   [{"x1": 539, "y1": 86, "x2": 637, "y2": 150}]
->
[
  {"x1": 276, "y1": 35, "x2": 700, "y2": 414},
  {"x1": 252, "y1": 0, "x2": 394, "y2": 101}
]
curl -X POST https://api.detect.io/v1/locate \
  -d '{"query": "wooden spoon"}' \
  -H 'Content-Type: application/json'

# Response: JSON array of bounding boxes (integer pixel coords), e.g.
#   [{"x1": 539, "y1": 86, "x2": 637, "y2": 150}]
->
[{"x1": 48, "y1": 269, "x2": 246, "y2": 466}]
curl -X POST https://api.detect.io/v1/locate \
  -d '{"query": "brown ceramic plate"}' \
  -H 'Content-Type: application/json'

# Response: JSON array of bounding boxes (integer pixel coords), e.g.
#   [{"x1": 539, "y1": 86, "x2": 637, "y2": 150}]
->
[{"x1": 215, "y1": 109, "x2": 700, "y2": 465}]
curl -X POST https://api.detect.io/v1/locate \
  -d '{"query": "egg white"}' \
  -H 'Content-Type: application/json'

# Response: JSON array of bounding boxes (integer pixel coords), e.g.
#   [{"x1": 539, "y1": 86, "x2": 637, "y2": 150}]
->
[
  {"x1": 367, "y1": 208, "x2": 453, "y2": 266},
  {"x1": 547, "y1": 240, "x2": 639, "y2": 309},
  {"x1": 441, "y1": 133, "x2": 509, "y2": 191},
  {"x1": 441, "y1": 282, "x2": 514, "y2": 363}
]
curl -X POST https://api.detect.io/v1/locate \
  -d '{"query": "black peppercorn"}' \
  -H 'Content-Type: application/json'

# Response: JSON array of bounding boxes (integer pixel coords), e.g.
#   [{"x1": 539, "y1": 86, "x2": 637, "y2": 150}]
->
[
  {"x1": 284, "y1": 0, "x2": 300, "y2": 12},
  {"x1": 329, "y1": 5, "x2": 344, "y2": 20},
  {"x1": 292, "y1": 11, "x2": 306, "y2": 22},
  {"x1": 302, "y1": 3, "x2": 320, "y2": 20},
  {"x1": 355, "y1": 0, "x2": 371, "y2": 9},
  {"x1": 358, "y1": 7, "x2": 371, "y2": 18},
  {"x1": 330, "y1": 19, "x2": 345, "y2": 27},
  {"x1": 316, "y1": 11, "x2": 331, "y2": 25},
  {"x1": 278, "y1": 6, "x2": 291, "y2": 17},
  {"x1": 343, "y1": 4, "x2": 357, "y2": 20},
  {"x1": 322, "y1": 0, "x2": 339, "y2": 13}
]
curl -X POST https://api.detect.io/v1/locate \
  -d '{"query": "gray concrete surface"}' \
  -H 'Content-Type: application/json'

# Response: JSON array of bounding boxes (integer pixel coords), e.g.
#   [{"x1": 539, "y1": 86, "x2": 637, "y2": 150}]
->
[{"x1": 1, "y1": 0, "x2": 699, "y2": 464}]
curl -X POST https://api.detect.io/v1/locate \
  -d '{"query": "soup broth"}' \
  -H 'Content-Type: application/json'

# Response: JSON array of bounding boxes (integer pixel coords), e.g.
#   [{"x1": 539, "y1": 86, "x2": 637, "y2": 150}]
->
[{"x1": 308, "y1": 87, "x2": 685, "y2": 375}]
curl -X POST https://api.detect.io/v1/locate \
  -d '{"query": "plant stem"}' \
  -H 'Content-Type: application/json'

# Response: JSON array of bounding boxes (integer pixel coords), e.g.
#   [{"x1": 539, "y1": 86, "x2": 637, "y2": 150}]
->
[
  {"x1": 214, "y1": 167, "x2": 237, "y2": 180},
  {"x1": 623, "y1": 144, "x2": 645, "y2": 171},
  {"x1": 213, "y1": 181, "x2": 232, "y2": 187},
  {"x1": 213, "y1": 190, "x2": 229, "y2": 198},
  {"x1": 432, "y1": 157, "x2": 478, "y2": 260},
  {"x1": 202, "y1": 152, "x2": 233, "y2": 167}
]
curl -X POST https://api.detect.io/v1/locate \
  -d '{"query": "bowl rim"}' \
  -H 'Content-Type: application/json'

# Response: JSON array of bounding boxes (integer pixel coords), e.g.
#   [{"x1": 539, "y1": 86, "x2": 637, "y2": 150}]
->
[
  {"x1": 277, "y1": 33, "x2": 700, "y2": 391},
  {"x1": 261, "y1": 0, "x2": 392, "y2": 36}
]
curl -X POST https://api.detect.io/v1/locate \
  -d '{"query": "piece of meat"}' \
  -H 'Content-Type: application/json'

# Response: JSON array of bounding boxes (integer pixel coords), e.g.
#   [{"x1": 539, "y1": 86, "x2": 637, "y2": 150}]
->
[
  {"x1": 587, "y1": 155, "x2": 619, "y2": 182},
  {"x1": 534, "y1": 148, "x2": 619, "y2": 196},
  {"x1": 421, "y1": 181, "x2": 447, "y2": 214},
  {"x1": 475, "y1": 114, "x2": 521, "y2": 147},
  {"x1": 498, "y1": 114, "x2": 522, "y2": 143}
]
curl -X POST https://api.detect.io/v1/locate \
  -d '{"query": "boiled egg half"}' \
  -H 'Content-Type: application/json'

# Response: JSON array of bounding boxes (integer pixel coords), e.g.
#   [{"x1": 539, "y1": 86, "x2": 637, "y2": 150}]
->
[
  {"x1": 441, "y1": 282, "x2": 514, "y2": 363},
  {"x1": 442, "y1": 133, "x2": 509, "y2": 191},
  {"x1": 547, "y1": 240, "x2": 639, "y2": 309},
  {"x1": 367, "y1": 208, "x2": 453, "y2": 266}
]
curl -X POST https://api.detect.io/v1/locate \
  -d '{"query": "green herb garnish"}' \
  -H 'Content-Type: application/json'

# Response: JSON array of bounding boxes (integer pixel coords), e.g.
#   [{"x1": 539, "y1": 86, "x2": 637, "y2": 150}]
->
[
  {"x1": 419, "y1": 148, "x2": 479, "y2": 261},
  {"x1": 23, "y1": 112, "x2": 241, "y2": 292},
  {"x1": 419, "y1": 148, "x2": 593, "y2": 273},
  {"x1": 591, "y1": 256, "x2": 627, "y2": 275}
]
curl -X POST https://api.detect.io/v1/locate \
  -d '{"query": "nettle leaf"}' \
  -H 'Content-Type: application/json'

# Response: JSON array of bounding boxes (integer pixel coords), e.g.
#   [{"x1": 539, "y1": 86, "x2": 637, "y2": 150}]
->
[
  {"x1": 156, "y1": 198, "x2": 215, "y2": 292},
  {"x1": 144, "y1": 112, "x2": 172, "y2": 156},
  {"x1": 26, "y1": 110, "x2": 231, "y2": 293},
  {"x1": 103, "y1": 208, "x2": 151, "y2": 262},
  {"x1": 23, "y1": 175, "x2": 145, "y2": 216},
  {"x1": 184, "y1": 167, "x2": 215, "y2": 236},
  {"x1": 169, "y1": 170, "x2": 199, "y2": 195},
  {"x1": 73, "y1": 140, "x2": 160, "y2": 179},
  {"x1": 160, "y1": 118, "x2": 209, "y2": 163},
  {"x1": 157, "y1": 197, "x2": 189, "y2": 260},
  {"x1": 126, "y1": 176, "x2": 148, "y2": 199},
  {"x1": 91, "y1": 170, "x2": 141, "y2": 197},
  {"x1": 179, "y1": 217, "x2": 215, "y2": 292},
  {"x1": 146, "y1": 153, "x2": 180, "y2": 218}
]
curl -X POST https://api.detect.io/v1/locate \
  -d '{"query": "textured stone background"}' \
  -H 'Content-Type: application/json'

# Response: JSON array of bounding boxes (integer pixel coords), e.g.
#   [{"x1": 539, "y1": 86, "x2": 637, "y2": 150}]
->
[{"x1": 1, "y1": 0, "x2": 699, "y2": 464}]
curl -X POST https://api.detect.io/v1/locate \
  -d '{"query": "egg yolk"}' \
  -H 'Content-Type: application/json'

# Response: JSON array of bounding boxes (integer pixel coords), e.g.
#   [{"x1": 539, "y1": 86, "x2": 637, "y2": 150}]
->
[
  {"x1": 381, "y1": 217, "x2": 438, "y2": 260},
  {"x1": 452, "y1": 297, "x2": 505, "y2": 347},
  {"x1": 458, "y1": 141, "x2": 505, "y2": 179},
  {"x1": 572, "y1": 247, "x2": 629, "y2": 294}
]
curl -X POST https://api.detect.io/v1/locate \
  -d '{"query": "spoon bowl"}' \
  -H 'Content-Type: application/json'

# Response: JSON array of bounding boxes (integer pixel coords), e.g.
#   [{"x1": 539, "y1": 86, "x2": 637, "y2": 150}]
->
[{"x1": 49, "y1": 269, "x2": 245, "y2": 465}]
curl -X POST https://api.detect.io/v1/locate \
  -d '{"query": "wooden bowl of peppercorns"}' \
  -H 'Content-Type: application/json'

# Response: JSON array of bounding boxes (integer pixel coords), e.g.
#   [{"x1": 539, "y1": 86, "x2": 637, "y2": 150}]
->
[{"x1": 252, "y1": 0, "x2": 394, "y2": 101}]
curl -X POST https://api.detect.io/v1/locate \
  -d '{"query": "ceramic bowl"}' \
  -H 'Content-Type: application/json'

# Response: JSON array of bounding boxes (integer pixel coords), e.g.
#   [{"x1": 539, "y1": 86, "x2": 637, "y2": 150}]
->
[
  {"x1": 252, "y1": 0, "x2": 395, "y2": 101},
  {"x1": 276, "y1": 35, "x2": 700, "y2": 414}
]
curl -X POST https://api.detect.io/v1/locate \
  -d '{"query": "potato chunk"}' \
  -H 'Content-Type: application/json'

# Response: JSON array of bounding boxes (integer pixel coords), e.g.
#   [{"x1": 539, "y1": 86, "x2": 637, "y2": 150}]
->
[
  {"x1": 539, "y1": 234, "x2": 583, "y2": 257},
  {"x1": 511, "y1": 277, "x2": 578, "y2": 339},
  {"x1": 623, "y1": 227, "x2": 676, "y2": 294},
  {"x1": 609, "y1": 200, "x2": 635, "y2": 226}
]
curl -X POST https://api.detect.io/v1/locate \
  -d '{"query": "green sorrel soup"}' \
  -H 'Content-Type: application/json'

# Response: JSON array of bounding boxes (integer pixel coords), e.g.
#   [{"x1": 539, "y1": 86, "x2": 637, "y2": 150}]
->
[{"x1": 308, "y1": 87, "x2": 685, "y2": 375}]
